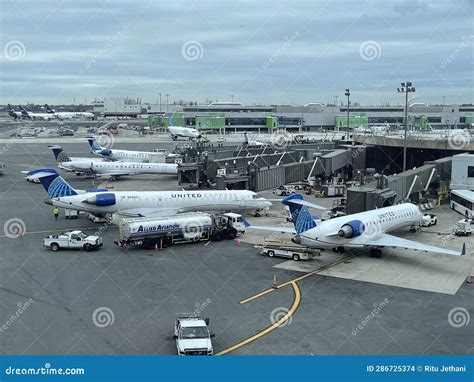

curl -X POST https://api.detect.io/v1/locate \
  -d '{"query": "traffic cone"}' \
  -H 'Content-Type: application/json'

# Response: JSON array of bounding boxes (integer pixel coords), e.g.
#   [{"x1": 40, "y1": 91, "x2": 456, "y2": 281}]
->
[
  {"x1": 272, "y1": 275, "x2": 277, "y2": 289},
  {"x1": 155, "y1": 243, "x2": 158, "y2": 251},
  {"x1": 159, "y1": 239, "x2": 163, "y2": 251},
  {"x1": 467, "y1": 273, "x2": 472, "y2": 284},
  {"x1": 236, "y1": 239, "x2": 241, "y2": 246}
]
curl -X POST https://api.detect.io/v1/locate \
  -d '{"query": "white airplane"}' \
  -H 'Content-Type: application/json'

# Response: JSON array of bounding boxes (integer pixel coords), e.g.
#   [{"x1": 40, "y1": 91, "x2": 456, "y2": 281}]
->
[
  {"x1": 48, "y1": 145, "x2": 105, "y2": 172},
  {"x1": 45, "y1": 104, "x2": 95, "y2": 120},
  {"x1": 7, "y1": 104, "x2": 25, "y2": 119},
  {"x1": 18, "y1": 106, "x2": 54, "y2": 121},
  {"x1": 33, "y1": 169, "x2": 272, "y2": 218},
  {"x1": 242, "y1": 131, "x2": 293, "y2": 147},
  {"x1": 167, "y1": 126, "x2": 207, "y2": 141},
  {"x1": 245, "y1": 194, "x2": 465, "y2": 257},
  {"x1": 87, "y1": 136, "x2": 178, "y2": 163},
  {"x1": 48, "y1": 145, "x2": 177, "y2": 178},
  {"x1": 243, "y1": 131, "x2": 266, "y2": 146}
]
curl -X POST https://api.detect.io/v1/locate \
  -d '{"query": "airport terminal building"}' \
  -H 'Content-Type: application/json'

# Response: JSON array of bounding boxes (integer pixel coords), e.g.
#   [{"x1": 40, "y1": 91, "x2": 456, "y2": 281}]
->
[{"x1": 101, "y1": 98, "x2": 474, "y2": 132}]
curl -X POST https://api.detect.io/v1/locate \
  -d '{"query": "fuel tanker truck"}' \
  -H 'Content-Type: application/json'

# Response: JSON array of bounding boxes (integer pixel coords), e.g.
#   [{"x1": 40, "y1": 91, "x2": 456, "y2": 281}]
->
[{"x1": 115, "y1": 212, "x2": 245, "y2": 249}]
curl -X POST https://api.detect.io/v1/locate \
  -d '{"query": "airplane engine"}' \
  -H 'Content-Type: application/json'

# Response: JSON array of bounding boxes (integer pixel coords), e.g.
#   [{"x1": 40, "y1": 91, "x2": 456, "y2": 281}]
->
[
  {"x1": 100, "y1": 149, "x2": 112, "y2": 156},
  {"x1": 338, "y1": 220, "x2": 364, "y2": 238},
  {"x1": 84, "y1": 193, "x2": 116, "y2": 206},
  {"x1": 291, "y1": 235, "x2": 302, "y2": 245}
]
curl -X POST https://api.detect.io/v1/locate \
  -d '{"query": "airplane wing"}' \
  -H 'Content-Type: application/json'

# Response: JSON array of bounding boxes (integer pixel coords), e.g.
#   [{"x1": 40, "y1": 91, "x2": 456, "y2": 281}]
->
[
  {"x1": 242, "y1": 218, "x2": 296, "y2": 234},
  {"x1": 350, "y1": 233, "x2": 465, "y2": 257},
  {"x1": 94, "y1": 172, "x2": 138, "y2": 177}
]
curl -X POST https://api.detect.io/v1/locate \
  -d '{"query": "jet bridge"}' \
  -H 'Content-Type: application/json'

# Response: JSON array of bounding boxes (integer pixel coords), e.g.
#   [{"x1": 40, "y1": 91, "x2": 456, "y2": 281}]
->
[{"x1": 177, "y1": 142, "x2": 364, "y2": 191}]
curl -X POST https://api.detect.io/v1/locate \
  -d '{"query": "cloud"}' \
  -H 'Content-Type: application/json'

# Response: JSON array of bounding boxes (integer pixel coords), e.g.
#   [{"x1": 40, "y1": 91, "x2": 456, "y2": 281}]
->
[{"x1": 1, "y1": 0, "x2": 472, "y2": 104}]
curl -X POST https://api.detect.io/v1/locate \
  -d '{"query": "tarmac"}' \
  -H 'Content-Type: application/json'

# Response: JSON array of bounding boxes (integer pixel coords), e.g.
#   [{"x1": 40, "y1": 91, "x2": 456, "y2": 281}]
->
[{"x1": 0, "y1": 125, "x2": 473, "y2": 355}]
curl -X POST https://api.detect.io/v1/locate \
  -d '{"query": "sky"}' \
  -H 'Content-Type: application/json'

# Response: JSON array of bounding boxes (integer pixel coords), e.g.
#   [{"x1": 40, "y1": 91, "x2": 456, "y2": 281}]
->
[{"x1": 0, "y1": 0, "x2": 473, "y2": 106}]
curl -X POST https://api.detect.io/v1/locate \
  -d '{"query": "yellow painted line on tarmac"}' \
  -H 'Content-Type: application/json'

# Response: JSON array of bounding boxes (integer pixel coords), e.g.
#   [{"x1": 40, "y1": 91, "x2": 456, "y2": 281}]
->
[
  {"x1": 216, "y1": 281, "x2": 301, "y2": 356},
  {"x1": 239, "y1": 254, "x2": 356, "y2": 305}
]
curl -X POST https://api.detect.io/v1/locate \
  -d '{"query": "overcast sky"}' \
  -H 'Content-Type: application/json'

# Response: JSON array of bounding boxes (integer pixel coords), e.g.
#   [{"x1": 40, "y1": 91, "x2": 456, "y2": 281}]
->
[{"x1": 0, "y1": 0, "x2": 472, "y2": 105}]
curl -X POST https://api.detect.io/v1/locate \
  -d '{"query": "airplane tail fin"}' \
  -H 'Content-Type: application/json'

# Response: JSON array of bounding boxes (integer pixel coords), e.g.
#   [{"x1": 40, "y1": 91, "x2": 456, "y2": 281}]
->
[
  {"x1": 87, "y1": 136, "x2": 103, "y2": 151},
  {"x1": 19, "y1": 105, "x2": 30, "y2": 118},
  {"x1": 48, "y1": 145, "x2": 70, "y2": 162},
  {"x1": 44, "y1": 104, "x2": 55, "y2": 113},
  {"x1": 34, "y1": 169, "x2": 78, "y2": 198},
  {"x1": 282, "y1": 194, "x2": 317, "y2": 234},
  {"x1": 7, "y1": 104, "x2": 18, "y2": 118}
]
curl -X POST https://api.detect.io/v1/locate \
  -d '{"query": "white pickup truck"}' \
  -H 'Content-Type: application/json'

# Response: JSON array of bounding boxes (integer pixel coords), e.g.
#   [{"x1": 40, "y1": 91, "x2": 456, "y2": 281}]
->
[
  {"x1": 43, "y1": 230, "x2": 102, "y2": 252},
  {"x1": 173, "y1": 316, "x2": 214, "y2": 356}
]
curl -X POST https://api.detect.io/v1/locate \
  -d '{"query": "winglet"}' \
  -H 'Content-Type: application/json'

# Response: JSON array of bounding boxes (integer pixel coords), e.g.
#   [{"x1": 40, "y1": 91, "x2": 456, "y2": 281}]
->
[
  {"x1": 242, "y1": 217, "x2": 251, "y2": 228},
  {"x1": 461, "y1": 243, "x2": 466, "y2": 256}
]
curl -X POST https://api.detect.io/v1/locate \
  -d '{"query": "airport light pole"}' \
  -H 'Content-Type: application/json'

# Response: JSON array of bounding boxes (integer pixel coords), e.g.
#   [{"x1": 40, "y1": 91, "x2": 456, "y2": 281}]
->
[
  {"x1": 345, "y1": 89, "x2": 350, "y2": 139},
  {"x1": 159, "y1": 93, "x2": 162, "y2": 113},
  {"x1": 165, "y1": 94, "x2": 169, "y2": 113},
  {"x1": 397, "y1": 82, "x2": 415, "y2": 172}
]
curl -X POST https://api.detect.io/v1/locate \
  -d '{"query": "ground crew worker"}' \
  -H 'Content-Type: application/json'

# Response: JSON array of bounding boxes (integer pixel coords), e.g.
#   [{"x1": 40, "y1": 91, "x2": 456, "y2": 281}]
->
[{"x1": 53, "y1": 206, "x2": 59, "y2": 220}]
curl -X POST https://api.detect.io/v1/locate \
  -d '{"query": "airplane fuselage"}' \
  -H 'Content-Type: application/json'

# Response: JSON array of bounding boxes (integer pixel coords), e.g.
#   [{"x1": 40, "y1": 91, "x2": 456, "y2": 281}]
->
[
  {"x1": 297, "y1": 203, "x2": 423, "y2": 249},
  {"x1": 91, "y1": 149, "x2": 155, "y2": 163},
  {"x1": 50, "y1": 190, "x2": 272, "y2": 216},
  {"x1": 168, "y1": 126, "x2": 200, "y2": 140},
  {"x1": 60, "y1": 160, "x2": 178, "y2": 176}
]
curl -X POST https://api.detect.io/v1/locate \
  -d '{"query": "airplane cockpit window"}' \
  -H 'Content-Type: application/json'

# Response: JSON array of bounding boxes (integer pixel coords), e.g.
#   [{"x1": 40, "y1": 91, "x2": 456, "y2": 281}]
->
[{"x1": 252, "y1": 194, "x2": 264, "y2": 199}]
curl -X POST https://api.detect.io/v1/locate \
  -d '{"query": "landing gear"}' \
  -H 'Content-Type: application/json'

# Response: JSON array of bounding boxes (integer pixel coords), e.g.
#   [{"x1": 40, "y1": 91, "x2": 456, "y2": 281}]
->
[
  {"x1": 332, "y1": 246, "x2": 345, "y2": 254},
  {"x1": 369, "y1": 248, "x2": 382, "y2": 258},
  {"x1": 254, "y1": 211, "x2": 261, "y2": 217}
]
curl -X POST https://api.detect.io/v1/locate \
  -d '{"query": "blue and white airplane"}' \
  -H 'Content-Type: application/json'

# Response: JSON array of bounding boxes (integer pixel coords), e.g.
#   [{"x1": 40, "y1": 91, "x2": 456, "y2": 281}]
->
[
  {"x1": 32, "y1": 169, "x2": 272, "y2": 218},
  {"x1": 49, "y1": 145, "x2": 177, "y2": 178},
  {"x1": 48, "y1": 145, "x2": 105, "y2": 173},
  {"x1": 7, "y1": 104, "x2": 24, "y2": 119},
  {"x1": 167, "y1": 125, "x2": 206, "y2": 141},
  {"x1": 243, "y1": 131, "x2": 266, "y2": 146},
  {"x1": 245, "y1": 194, "x2": 465, "y2": 257},
  {"x1": 87, "y1": 136, "x2": 177, "y2": 163},
  {"x1": 18, "y1": 106, "x2": 53, "y2": 121}
]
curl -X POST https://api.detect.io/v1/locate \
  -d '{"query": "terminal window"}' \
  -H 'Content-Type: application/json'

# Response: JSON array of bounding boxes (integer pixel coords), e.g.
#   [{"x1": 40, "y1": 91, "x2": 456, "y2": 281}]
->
[{"x1": 468, "y1": 166, "x2": 474, "y2": 178}]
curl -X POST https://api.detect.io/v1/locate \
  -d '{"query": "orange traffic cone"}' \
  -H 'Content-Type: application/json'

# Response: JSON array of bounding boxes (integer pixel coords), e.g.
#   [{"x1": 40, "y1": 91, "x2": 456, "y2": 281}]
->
[{"x1": 236, "y1": 239, "x2": 241, "y2": 246}]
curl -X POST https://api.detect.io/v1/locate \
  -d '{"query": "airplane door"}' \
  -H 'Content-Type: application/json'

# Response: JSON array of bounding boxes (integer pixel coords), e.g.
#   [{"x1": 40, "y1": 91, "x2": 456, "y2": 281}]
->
[{"x1": 238, "y1": 193, "x2": 247, "y2": 208}]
